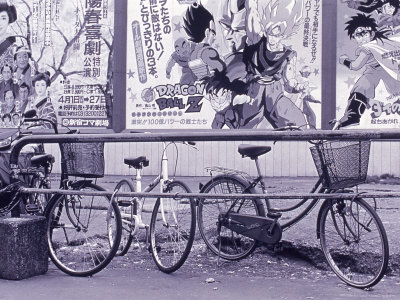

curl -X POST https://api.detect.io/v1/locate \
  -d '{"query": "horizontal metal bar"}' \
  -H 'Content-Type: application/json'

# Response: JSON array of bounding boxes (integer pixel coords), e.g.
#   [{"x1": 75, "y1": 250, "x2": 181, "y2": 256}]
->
[
  {"x1": 21, "y1": 187, "x2": 400, "y2": 200},
  {"x1": 9, "y1": 129, "x2": 400, "y2": 166}
]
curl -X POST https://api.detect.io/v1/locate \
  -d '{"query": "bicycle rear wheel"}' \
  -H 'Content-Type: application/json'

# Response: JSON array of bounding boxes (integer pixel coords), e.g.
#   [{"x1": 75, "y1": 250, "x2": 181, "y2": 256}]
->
[
  {"x1": 113, "y1": 179, "x2": 136, "y2": 256},
  {"x1": 198, "y1": 175, "x2": 265, "y2": 260},
  {"x1": 319, "y1": 198, "x2": 389, "y2": 288},
  {"x1": 29, "y1": 174, "x2": 50, "y2": 214},
  {"x1": 150, "y1": 180, "x2": 196, "y2": 273},
  {"x1": 45, "y1": 182, "x2": 122, "y2": 276}
]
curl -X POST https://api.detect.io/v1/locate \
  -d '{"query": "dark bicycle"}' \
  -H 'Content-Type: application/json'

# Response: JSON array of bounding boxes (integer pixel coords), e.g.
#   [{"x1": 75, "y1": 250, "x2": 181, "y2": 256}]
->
[
  {"x1": 198, "y1": 131, "x2": 388, "y2": 289},
  {"x1": 1, "y1": 111, "x2": 122, "y2": 277}
]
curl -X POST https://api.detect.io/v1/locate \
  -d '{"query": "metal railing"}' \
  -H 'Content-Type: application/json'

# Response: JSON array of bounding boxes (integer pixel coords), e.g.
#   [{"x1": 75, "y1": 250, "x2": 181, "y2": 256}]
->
[{"x1": 8, "y1": 129, "x2": 400, "y2": 216}]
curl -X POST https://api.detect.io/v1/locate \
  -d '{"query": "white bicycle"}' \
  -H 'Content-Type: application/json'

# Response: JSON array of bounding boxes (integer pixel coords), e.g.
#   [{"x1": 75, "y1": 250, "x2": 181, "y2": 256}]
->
[{"x1": 110, "y1": 141, "x2": 197, "y2": 273}]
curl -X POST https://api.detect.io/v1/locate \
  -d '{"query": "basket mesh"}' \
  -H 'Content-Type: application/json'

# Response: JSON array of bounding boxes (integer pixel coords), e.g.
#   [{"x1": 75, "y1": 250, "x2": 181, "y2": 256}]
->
[
  {"x1": 310, "y1": 140, "x2": 370, "y2": 189},
  {"x1": 59, "y1": 142, "x2": 105, "y2": 178}
]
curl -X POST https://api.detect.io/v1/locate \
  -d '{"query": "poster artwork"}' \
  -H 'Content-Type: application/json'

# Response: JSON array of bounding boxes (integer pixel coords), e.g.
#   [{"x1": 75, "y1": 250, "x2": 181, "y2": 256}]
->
[
  {"x1": 127, "y1": 0, "x2": 322, "y2": 130},
  {"x1": 0, "y1": 0, "x2": 114, "y2": 129},
  {"x1": 337, "y1": 0, "x2": 400, "y2": 129}
]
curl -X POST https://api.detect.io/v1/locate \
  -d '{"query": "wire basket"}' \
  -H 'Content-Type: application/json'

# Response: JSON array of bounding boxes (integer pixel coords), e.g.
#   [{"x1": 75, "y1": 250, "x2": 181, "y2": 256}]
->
[
  {"x1": 310, "y1": 140, "x2": 371, "y2": 190},
  {"x1": 59, "y1": 142, "x2": 105, "y2": 178}
]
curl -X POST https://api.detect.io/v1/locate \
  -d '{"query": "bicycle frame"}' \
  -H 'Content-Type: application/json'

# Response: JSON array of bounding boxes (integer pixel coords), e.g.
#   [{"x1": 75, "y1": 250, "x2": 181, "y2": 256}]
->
[
  {"x1": 213, "y1": 155, "x2": 327, "y2": 231},
  {"x1": 122, "y1": 141, "x2": 179, "y2": 238}
]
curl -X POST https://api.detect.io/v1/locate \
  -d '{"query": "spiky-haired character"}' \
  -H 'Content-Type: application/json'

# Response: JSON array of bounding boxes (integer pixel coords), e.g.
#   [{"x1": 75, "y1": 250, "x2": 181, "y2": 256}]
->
[
  {"x1": 202, "y1": 52, "x2": 265, "y2": 129},
  {"x1": 184, "y1": 3, "x2": 214, "y2": 43},
  {"x1": 242, "y1": 0, "x2": 307, "y2": 129},
  {"x1": 182, "y1": 3, "x2": 225, "y2": 80},
  {"x1": 345, "y1": 0, "x2": 384, "y2": 13},
  {"x1": 337, "y1": 13, "x2": 400, "y2": 128}
]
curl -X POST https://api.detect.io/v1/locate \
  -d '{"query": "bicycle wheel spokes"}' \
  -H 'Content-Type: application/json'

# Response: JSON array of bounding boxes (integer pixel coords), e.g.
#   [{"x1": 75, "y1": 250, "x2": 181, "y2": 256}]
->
[
  {"x1": 198, "y1": 176, "x2": 263, "y2": 260},
  {"x1": 320, "y1": 199, "x2": 389, "y2": 288},
  {"x1": 112, "y1": 179, "x2": 135, "y2": 256},
  {"x1": 28, "y1": 175, "x2": 50, "y2": 214},
  {"x1": 47, "y1": 186, "x2": 121, "y2": 276},
  {"x1": 150, "y1": 181, "x2": 196, "y2": 273}
]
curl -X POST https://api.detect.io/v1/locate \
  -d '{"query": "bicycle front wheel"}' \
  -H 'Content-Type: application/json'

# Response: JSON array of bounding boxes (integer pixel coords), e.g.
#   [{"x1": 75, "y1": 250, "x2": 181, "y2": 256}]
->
[
  {"x1": 198, "y1": 175, "x2": 265, "y2": 260},
  {"x1": 113, "y1": 179, "x2": 136, "y2": 256},
  {"x1": 150, "y1": 180, "x2": 196, "y2": 273},
  {"x1": 319, "y1": 198, "x2": 389, "y2": 288},
  {"x1": 45, "y1": 182, "x2": 122, "y2": 276}
]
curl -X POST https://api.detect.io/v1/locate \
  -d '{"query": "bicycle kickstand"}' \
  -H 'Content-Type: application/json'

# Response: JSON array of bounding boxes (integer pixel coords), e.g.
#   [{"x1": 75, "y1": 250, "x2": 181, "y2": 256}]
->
[{"x1": 217, "y1": 221, "x2": 222, "y2": 267}]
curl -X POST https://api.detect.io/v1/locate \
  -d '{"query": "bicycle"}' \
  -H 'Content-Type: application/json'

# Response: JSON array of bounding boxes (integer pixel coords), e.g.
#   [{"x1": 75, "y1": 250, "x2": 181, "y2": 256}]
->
[
  {"x1": 1, "y1": 111, "x2": 122, "y2": 276},
  {"x1": 0, "y1": 114, "x2": 55, "y2": 215},
  {"x1": 197, "y1": 128, "x2": 389, "y2": 289},
  {"x1": 23, "y1": 110, "x2": 122, "y2": 276},
  {"x1": 109, "y1": 141, "x2": 197, "y2": 273}
]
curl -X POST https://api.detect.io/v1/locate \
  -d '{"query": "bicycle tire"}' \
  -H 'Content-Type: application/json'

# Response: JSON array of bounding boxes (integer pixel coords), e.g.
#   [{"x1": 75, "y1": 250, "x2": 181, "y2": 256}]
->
[
  {"x1": 113, "y1": 179, "x2": 136, "y2": 256},
  {"x1": 319, "y1": 198, "x2": 389, "y2": 288},
  {"x1": 198, "y1": 175, "x2": 265, "y2": 260},
  {"x1": 45, "y1": 182, "x2": 122, "y2": 277},
  {"x1": 29, "y1": 174, "x2": 50, "y2": 214},
  {"x1": 150, "y1": 180, "x2": 196, "y2": 273}
]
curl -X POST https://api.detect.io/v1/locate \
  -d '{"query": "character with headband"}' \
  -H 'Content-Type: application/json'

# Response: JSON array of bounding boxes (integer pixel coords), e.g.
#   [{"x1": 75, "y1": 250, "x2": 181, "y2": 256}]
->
[{"x1": 337, "y1": 13, "x2": 400, "y2": 128}]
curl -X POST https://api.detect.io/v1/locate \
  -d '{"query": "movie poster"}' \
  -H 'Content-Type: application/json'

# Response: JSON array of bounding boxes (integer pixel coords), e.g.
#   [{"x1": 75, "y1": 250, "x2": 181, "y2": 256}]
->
[
  {"x1": 0, "y1": 0, "x2": 114, "y2": 129},
  {"x1": 337, "y1": 0, "x2": 400, "y2": 129},
  {"x1": 127, "y1": 0, "x2": 322, "y2": 130}
]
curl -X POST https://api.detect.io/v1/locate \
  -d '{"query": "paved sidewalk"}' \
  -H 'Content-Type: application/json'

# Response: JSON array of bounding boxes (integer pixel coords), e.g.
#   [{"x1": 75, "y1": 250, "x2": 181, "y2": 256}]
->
[
  {"x1": 1, "y1": 263, "x2": 400, "y2": 300},
  {"x1": 2, "y1": 175, "x2": 400, "y2": 299}
]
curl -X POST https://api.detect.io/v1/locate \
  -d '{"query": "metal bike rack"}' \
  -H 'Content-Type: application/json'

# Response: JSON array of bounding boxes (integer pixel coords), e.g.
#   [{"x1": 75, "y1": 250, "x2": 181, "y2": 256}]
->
[{"x1": 8, "y1": 129, "x2": 400, "y2": 217}]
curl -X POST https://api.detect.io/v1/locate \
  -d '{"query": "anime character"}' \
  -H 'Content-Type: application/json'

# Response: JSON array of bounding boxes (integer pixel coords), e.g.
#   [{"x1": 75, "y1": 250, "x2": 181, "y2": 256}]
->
[
  {"x1": 202, "y1": 51, "x2": 269, "y2": 129},
  {"x1": 14, "y1": 45, "x2": 34, "y2": 91},
  {"x1": 242, "y1": 0, "x2": 308, "y2": 129},
  {"x1": 343, "y1": 0, "x2": 385, "y2": 13},
  {"x1": 183, "y1": 3, "x2": 225, "y2": 80},
  {"x1": 166, "y1": 38, "x2": 197, "y2": 84},
  {"x1": 375, "y1": 0, "x2": 400, "y2": 34},
  {"x1": 0, "y1": 64, "x2": 18, "y2": 101},
  {"x1": 337, "y1": 13, "x2": 400, "y2": 128},
  {"x1": 298, "y1": 66, "x2": 320, "y2": 129},
  {"x1": 0, "y1": 3, "x2": 17, "y2": 69},
  {"x1": 219, "y1": 0, "x2": 247, "y2": 53},
  {"x1": 203, "y1": 67, "x2": 252, "y2": 129}
]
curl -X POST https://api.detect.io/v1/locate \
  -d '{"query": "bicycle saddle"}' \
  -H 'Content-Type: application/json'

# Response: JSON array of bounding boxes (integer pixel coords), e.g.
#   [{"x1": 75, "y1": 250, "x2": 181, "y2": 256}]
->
[
  {"x1": 124, "y1": 156, "x2": 149, "y2": 169},
  {"x1": 238, "y1": 144, "x2": 271, "y2": 160},
  {"x1": 31, "y1": 153, "x2": 55, "y2": 167}
]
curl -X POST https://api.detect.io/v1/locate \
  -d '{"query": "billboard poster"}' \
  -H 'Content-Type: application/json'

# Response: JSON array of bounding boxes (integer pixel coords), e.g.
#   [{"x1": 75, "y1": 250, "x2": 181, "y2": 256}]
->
[
  {"x1": 0, "y1": 0, "x2": 114, "y2": 130},
  {"x1": 337, "y1": 0, "x2": 400, "y2": 129},
  {"x1": 127, "y1": 0, "x2": 322, "y2": 130}
]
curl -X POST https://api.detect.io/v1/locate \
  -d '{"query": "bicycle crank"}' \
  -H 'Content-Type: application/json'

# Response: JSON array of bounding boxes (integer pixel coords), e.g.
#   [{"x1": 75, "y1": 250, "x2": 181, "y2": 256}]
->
[{"x1": 220, "y1": 213, "x2": 282, "y2": 244}]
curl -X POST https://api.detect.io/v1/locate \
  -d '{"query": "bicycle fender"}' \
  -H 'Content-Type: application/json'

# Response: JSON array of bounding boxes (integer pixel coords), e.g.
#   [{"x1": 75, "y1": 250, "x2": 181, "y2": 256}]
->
[
  {"x1": 316, "y1": 199, "x2": 332, "y2": 239},
  {"x1": 70, "y1": 180, "x2": 102, "y2": 190}
]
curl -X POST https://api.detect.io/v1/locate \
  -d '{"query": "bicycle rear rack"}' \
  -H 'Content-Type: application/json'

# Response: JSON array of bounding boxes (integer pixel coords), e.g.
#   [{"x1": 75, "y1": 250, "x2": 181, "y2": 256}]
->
[{"x1": 206, "y1": 166, "x2": 253, "y2": 183}]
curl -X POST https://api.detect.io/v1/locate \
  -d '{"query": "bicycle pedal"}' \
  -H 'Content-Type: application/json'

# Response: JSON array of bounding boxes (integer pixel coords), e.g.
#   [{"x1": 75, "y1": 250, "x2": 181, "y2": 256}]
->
[
  {"x1": 267, "y1": 211, "x2": 282, "y2": 219},
  {"x1": 118, "y1": 200, "x2": 133, "y2": 207},
  {"x1": 25, "y1": 204, "x2": 40, "y2": 213}
]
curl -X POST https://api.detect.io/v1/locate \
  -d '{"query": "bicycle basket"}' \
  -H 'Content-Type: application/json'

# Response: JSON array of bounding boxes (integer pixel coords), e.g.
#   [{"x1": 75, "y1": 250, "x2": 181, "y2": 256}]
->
[
  {"x1": 59, "y1": 142, "x2": 105, "y2": 178},
  {"x1": 310, "y1": 140, "x2": 370, "y2": 189}
]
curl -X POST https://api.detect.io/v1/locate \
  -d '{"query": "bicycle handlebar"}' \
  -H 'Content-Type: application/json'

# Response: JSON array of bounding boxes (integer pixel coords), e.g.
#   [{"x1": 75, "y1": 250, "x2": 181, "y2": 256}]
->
[{"x1": 24, "y1": 118, "x2": 58, "y2": 134}]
